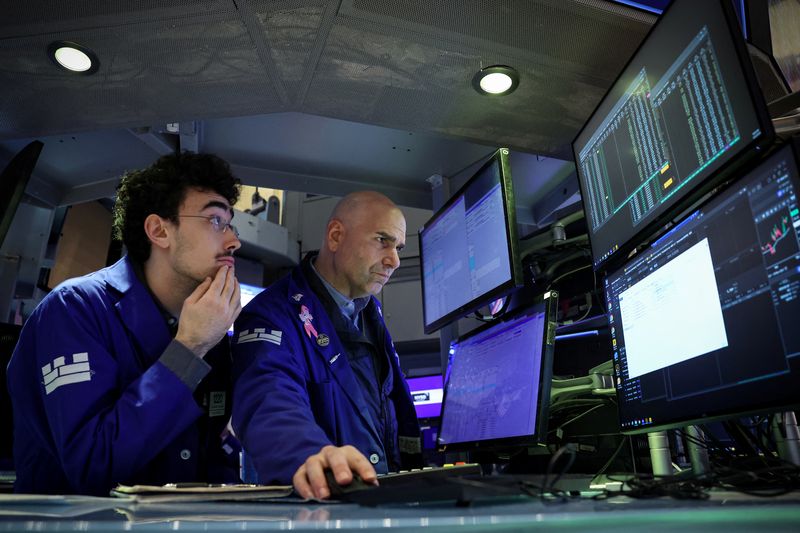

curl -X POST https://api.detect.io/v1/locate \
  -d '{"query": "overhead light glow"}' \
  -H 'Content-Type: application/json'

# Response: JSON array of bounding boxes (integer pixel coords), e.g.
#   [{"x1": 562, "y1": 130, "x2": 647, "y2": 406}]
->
[
  {"x1": 480, "y1": 72, "x2": 513, "y2": 94},
  {"x1": 472, "y1": 65, "x2": 519, "y2": 96},
  {"x1": 54, "y1": 47, "x2": 92, "y2": 72},
  {"x1": 47, "y1": 41, "x2": 99, "y2": 74}
]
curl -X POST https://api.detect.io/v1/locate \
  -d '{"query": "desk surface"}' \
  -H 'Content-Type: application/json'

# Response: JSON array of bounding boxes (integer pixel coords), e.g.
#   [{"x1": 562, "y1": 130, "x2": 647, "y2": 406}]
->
[{"x1": 1, "y1": 492, "x2": 799, "y2": 532}]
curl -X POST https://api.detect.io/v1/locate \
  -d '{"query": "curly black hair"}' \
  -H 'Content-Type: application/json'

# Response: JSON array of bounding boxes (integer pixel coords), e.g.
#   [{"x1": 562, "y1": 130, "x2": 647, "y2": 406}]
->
[{"x1": 113, "y1": 152, "x2": 241, "y2": 263}]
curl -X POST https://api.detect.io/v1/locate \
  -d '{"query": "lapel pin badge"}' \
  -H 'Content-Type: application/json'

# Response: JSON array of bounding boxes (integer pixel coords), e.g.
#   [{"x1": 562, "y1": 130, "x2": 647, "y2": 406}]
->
[{"x1": 299, "y1": 305, "x2": 318, "y2": 339}]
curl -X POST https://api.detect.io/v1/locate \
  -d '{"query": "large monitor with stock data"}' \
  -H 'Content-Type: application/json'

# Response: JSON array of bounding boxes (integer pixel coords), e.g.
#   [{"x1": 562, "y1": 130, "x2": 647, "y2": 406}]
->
[{"x1": 573, "y1": 0, "x2": 774, "y2": 270}]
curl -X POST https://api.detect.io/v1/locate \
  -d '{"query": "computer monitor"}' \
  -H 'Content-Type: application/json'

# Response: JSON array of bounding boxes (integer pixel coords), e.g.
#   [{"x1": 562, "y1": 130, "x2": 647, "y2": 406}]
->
[
  {"x1": 1, "y1": 141, "x2": 43, "y2": 250},
  {"x1": 573, "y1": 0, "x2": 774, "y2": 271},
  {"x1": 419, "y1": 148, "x2": 523, "y2": 334},
  {"x1": 437, "y1": 292, "x2": 557, "y2": 451},
  {"x1": 605, "y1": 140, "x2": 800, "y2": 434},
  {"x1": 228, "y1": 282, "x2": 266, "y2": 334},
  {"x1": 406, "y1": 374, "x2": 444, "y2": 420}
]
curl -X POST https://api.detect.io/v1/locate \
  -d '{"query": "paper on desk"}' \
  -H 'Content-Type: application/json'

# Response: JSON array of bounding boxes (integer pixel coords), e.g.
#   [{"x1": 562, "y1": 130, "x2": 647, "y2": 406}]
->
[{"x1": 110, "y1": 483, "x2": 293, "y2": 503}]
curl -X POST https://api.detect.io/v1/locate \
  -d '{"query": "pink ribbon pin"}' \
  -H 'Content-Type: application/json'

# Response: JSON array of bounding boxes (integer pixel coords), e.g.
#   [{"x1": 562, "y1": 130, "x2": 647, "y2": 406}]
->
[{"x1": 299, "y1": 305, "x2": 318, "y2": 339}]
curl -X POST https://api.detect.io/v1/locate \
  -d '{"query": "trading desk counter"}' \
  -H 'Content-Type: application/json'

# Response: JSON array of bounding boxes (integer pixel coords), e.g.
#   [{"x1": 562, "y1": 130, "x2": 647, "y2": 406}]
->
[{"x1": 0, "y1": 491, "x2": 799, "y2": 532}]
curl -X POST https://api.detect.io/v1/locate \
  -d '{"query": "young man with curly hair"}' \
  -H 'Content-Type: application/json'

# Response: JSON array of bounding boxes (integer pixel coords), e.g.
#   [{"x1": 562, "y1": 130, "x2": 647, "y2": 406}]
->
[{"x1": 7, "y1": 152, "x2": 243, "y2": 495}]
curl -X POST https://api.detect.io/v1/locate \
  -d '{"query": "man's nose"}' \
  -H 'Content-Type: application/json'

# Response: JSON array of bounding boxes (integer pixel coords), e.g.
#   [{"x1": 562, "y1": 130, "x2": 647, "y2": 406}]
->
[
  {"x1": 225, "y1": 231, "x2": 241, "y2": 253},
  {"x1": 384, "y1": 248, "x2": 400, "y2": 270}
]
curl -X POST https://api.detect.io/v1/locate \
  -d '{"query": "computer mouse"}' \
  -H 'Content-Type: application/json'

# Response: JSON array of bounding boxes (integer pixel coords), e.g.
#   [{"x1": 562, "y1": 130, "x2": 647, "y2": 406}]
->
[{"x1": 323, "y1": 469, "x2": 376, "y2": 500}]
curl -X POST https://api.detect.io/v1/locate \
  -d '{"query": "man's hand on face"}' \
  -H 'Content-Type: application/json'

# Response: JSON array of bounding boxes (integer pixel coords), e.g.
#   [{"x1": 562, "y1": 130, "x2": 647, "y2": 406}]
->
[
  {"x1": 174, "y1": 265, "x2": 241, "y2": 358},
  {"x1": 293, "y1": 445, "x2": 378, "y2": 500}
]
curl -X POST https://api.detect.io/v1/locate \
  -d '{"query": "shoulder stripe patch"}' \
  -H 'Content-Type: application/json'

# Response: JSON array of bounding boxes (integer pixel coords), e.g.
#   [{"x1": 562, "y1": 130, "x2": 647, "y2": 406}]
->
[
  {"x1": 237, "y1": 328, "x2": 282, "y2": 346},
  {"x1": 42, "y1": 352, "x2": 91, "y2": 395}
]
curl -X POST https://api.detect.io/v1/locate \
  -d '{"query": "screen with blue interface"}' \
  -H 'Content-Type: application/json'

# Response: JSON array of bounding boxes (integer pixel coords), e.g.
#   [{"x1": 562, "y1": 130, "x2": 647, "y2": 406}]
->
[
  {"x1": 437, "y1": 303, "x2": 553, "y2": 448},
  {"x1": 574, "y1": 0, "x2": 773, "y2": 270},
  {"x1": 228, "y1": 282, "x2": 265, "y2": 334},
  {"x1": 420, "y1": 149, "x2": 520, "y2": 333},
  {"x1": 605, "y1": 142, "x2": 800, "y2": 433}
]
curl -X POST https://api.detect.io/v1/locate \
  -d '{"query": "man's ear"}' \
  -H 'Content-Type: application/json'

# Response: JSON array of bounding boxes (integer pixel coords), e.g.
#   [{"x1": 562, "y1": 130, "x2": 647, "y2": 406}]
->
[
  {"x1": 326, "y1": 219, "x2": 345, "y2": 252},
  {"x1": 144, "y1": 214, "x2": 171, "y2": 250}
]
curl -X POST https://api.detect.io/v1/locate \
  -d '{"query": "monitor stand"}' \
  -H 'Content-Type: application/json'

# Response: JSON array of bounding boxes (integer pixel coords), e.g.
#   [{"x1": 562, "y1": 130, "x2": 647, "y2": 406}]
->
[
  {"x1": 684, "y1": 425, "x2": 710, "y2": 475},
  {"x1": 647, "y1": 431, "x2": 673, "y2": 476},
  {"x1": 771, "y1": 411, "x2": 800, "y2": 466}
]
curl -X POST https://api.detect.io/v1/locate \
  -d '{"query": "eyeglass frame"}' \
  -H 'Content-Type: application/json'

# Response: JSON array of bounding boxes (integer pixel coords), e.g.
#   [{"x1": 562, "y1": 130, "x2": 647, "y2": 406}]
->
[{"x1": 176, "y1": 214, "x2": 240, "y2": 238}]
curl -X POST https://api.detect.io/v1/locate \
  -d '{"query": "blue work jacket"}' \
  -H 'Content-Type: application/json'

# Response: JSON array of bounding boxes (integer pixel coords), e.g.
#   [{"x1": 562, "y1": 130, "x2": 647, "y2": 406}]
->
[
  {"x1": 232, "y1": 261, "x2": 420, "y2": 484},
  {"x1": 7, "y1": 256, "x2": 238, "y2": 495}
]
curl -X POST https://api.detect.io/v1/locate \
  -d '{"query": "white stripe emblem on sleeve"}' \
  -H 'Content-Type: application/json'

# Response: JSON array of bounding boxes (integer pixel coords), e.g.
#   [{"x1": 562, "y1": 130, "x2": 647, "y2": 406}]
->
[
  {"x1": 237, "y1": 328, "x2": 282, "y2": 346},
  {"x1": 42, "y1": 352, "x2": 91, "y2": 395}
]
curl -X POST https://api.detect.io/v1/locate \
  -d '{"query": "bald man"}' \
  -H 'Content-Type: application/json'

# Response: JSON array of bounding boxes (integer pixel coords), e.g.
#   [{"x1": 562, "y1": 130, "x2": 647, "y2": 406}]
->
[{"x1": 232, "y1": 191, "x2": 421, "y2": 499}]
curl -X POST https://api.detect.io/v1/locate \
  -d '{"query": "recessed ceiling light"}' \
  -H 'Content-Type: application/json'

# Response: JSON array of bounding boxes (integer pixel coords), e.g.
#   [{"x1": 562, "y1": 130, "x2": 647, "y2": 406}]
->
[
  {"x1": 472, "y1": 65, "x2": 519, "y2": 96},
  {"x1": 47, "y1": 41, "x2": 99, "y2": 74}
]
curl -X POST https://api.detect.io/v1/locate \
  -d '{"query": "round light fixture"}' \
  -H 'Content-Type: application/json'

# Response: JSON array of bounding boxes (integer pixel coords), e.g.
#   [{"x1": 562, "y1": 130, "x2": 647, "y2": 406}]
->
[
  {"x1": 472, "y1": 65, "x2": 519, "y2": 96},
  {"x1": 47, "y1": 41, "x2": 99, "y2": 74}
]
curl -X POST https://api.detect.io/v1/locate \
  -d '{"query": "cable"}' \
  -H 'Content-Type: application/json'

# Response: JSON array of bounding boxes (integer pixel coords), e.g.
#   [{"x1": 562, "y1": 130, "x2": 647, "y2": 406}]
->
[
  {"x1": 549, "y1": 398, "x2": 606, "y2": 413},
  {"x1": 539, "y1": 444, "x2": 577, "y2": 500},
  {"x1": 594, "y1": 435, "x2": 630, "y2": 478},
  {"x1": 563, "y1": 292, "x2": 594, "y2": 326},
  {"x1": 546, "y1": 263, "x2": 592, "y2": 292},
  {"x1": 548, "y1": 403, "x2": 606, "y2": 436}
]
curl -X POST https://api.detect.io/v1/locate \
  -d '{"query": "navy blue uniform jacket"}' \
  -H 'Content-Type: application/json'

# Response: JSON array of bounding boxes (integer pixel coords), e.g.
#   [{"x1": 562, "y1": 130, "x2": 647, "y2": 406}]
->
[
  {"x1": 232, "y1": 263, "x2": 420, "y2": 484},
  {"x1": 7, "y1": 256, "x2": 238, "y2": 495}
]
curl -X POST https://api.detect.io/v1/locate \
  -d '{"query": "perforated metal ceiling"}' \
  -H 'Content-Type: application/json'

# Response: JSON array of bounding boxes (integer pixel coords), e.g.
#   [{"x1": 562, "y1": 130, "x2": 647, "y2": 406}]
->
[{"x1": 0, "y1": 0, "x2": 654, "y2": 158}]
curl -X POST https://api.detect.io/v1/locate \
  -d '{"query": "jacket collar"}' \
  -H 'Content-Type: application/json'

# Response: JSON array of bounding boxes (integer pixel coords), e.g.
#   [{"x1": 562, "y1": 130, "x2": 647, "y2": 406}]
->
[{"x1": 106, "y1": 256, "x2": 173, "y2": 365}]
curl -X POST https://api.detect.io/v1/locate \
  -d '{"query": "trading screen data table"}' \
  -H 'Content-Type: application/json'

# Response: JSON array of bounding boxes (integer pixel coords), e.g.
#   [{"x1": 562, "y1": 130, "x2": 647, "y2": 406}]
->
[{"x1": 579, "y1": 26, "x2": 741, "y2": 234}]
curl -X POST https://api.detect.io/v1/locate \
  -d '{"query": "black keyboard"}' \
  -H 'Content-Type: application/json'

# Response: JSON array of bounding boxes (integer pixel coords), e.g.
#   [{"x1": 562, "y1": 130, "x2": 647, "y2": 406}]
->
[
  {"x1": 343, "y1": 464, "x2": 522, "y2": 505},
  {"x1": 377, "y1": 464, "x2": 482, "y2": 487}
]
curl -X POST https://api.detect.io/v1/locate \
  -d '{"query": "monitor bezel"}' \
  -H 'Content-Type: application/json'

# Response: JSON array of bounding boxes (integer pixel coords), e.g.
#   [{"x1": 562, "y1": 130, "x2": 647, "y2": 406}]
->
[
  {"x1": 436, "y1": 290, "x2": 558, "y2": 452},
  {"x1": 572, "y1": 0, "x2": 775, "y2": 274},
  {"x1": 607, "y1": 139, "x2": 800, "y2": 436},
  {"x1": 419, "y1": 147, "x2": 523, "y2": 334},
  {"x1": 0, "y1": 141, "x2": 43, "y2": 251}
]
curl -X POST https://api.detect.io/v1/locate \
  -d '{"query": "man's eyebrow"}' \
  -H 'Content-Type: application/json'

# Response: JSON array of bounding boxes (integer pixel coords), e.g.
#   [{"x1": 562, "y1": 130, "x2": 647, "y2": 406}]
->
[
  {"x1": 378, "y1": 231, "x2": 405, "y2": 247},
  {"x1": 201, "y1": 200, "x2": 234, "y2": 216}
]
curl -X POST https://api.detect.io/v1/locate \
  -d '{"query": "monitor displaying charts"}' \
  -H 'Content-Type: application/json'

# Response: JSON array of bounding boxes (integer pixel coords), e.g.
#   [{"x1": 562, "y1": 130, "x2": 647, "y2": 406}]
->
[{"x1": 605, "y1": 142, "x2": 800, "y2": 433}]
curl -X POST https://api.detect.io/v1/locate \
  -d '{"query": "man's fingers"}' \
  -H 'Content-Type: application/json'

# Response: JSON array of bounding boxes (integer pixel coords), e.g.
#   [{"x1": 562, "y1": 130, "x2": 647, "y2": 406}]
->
[
  {"x1": 220, "y1": 264, "x2": 236, "y2": 299},
  {"x1": 340, "y1": 445, "x2": 378, "y2": 485},
  {"x1": 292, "y1": 465, "x2": 314, "y2": 500},
  {"x1": 208, "y1": 265, "x2": 230, "y2": 295},
  {"x1": 305, "y1": 456, "x2": 330, "y2": 500},
  {"x1": 185, "y1": 277, "x2": 212, "y2": 304},
  {"x1": 324, "y1": 447, "x2": 356, "y2": 485},
  {"x1": 230, "y1": 280, "x2": 242, "y2": 320},
  {"x1": 225, "y1": 273, "x2": 239, "y2": 306}
]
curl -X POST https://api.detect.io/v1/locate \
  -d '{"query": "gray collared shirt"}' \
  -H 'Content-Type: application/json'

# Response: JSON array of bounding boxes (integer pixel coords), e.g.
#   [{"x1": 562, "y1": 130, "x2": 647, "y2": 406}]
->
[{"x1": 310, "y1": 259, "x2": 370, "y2": 329}]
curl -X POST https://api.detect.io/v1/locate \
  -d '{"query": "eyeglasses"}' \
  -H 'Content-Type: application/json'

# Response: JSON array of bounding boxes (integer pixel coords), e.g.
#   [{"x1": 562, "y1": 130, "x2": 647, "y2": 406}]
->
[{"x1": 177, "y1": 215, "x2": 240, "y2": 238}]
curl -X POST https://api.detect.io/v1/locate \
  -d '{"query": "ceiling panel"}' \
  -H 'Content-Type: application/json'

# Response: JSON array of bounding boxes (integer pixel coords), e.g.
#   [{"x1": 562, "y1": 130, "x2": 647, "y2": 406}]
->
[{"x1": 0, "y1": 0, "x2": 658, "y2": 210}]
